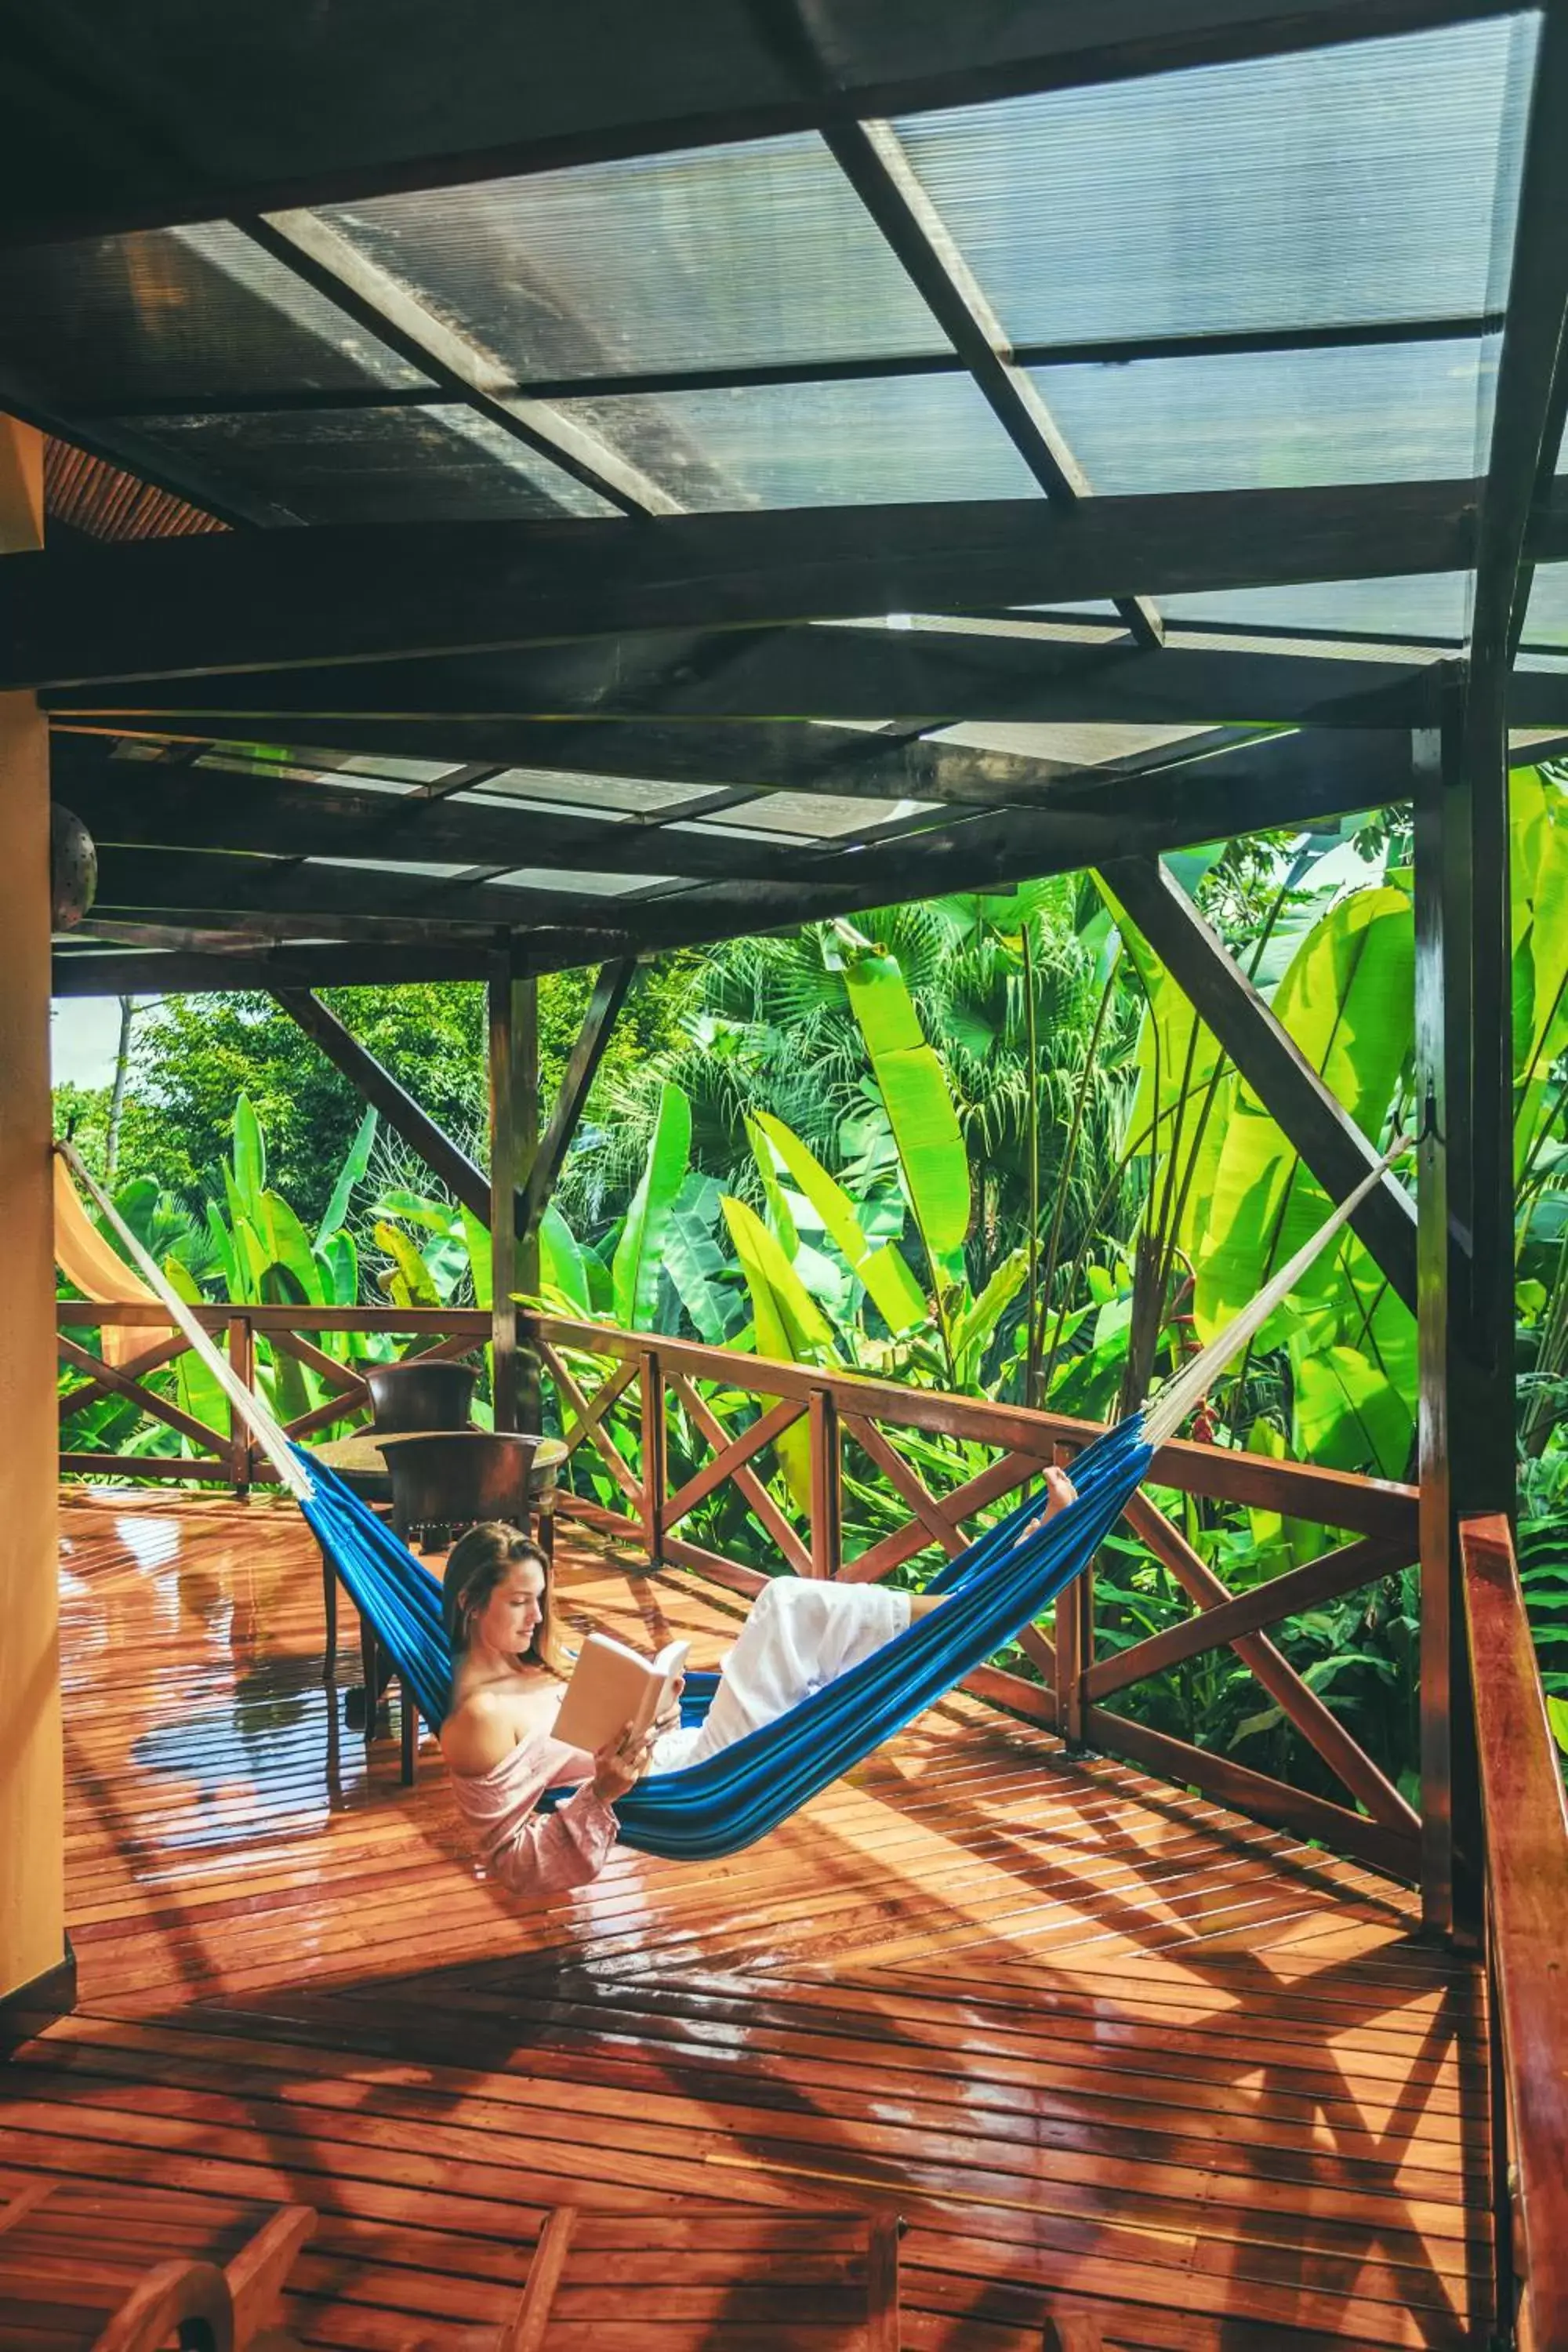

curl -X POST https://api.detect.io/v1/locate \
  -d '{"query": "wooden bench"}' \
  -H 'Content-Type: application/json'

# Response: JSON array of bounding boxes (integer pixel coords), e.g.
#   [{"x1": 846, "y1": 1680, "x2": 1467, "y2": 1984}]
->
[
  {"x1": 401, "y1": 2205, "x2": 903, "y2": 2350},
  {"x1": 0, "y1": 2181, "x2": 314, "y2": 2351}
]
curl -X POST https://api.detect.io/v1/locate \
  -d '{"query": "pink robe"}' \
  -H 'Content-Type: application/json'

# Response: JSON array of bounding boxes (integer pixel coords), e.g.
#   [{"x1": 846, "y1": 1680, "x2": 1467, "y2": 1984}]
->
[{"x1": 448, "y1": 1719, "x2": 619, "y2": 1899}]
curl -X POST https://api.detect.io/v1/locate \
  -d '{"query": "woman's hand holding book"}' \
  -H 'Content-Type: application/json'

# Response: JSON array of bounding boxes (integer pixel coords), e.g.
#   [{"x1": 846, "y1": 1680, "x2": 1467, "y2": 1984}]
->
[{"x1": 592, "y1": 1720, "x2": 656, "y2": 1803}]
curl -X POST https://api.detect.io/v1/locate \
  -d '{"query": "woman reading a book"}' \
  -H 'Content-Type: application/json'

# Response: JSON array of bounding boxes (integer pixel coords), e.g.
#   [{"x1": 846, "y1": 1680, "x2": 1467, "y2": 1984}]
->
[{"x1": 439, "y1": 1466, "x2": 1077, "y2": 1899}]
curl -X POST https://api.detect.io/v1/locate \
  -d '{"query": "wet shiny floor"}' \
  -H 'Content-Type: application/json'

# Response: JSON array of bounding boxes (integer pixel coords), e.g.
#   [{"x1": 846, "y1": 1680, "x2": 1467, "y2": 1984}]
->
[{"x1": 1, "y1": 1490, "x2": 1493, "y2": 2348}]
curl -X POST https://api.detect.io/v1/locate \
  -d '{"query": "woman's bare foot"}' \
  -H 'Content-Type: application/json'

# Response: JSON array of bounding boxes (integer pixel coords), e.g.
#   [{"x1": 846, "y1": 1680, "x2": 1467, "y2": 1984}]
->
[{"x1": 1012, "y1": 1465, "x2": 1078, "y2": 1549}]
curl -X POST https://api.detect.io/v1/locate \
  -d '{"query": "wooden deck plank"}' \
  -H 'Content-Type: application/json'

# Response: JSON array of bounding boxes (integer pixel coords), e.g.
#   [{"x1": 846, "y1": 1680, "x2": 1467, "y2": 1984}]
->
[{"x1": 5, "y1": 1490, "x2": 1496, "y2": 2348}]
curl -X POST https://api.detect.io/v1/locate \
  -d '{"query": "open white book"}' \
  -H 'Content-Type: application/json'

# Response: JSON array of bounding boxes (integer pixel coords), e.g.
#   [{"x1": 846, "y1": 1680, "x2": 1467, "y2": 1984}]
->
[{"x1": 552, "y1": 1632, "x2": 690, "y2": 1756}]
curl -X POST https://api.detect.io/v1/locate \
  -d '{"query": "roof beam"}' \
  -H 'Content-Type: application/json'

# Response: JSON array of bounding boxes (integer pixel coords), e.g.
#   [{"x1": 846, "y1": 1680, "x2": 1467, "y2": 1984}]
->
[
  {"x1": 53, "y1": 942, "x2": 499, "y2": 994},
  {"x1": 272, "y1": 986, "x2": 491, "y2": 1222},
  {"x1": 517, "y1": 960, "x2": 639, "y2": 1244},
  {"x1": 88, "y1": 840, "x2": 858, "y2": 938},
  {"x1": 56, "y1": 706, "x2": 1229, "y2": 813},
  {"x1": 2, "y1": 477, "x2": 1508, "y2": 690},
  {"x1": 2, "y1": 2, "x2": 1523, "y2": 250},
  {"x1": 47, "y1": 735, "x2": 852, "y2": 879},
  {"x1": 241, "y1": 212, "x2": 677, "y2": 519},
  {"x1": 53, "y1": 624, "x2": 1568, "y2": 734},
  {"x1": 74, "y1": 311, "x2": 1502, "y2": 413},
  {"x1": 806, "y1": 94, "x2": 1162, "y2": 648},
  {"x1": 76, "y1": 724, "x2": 1410, "y2": 962}
]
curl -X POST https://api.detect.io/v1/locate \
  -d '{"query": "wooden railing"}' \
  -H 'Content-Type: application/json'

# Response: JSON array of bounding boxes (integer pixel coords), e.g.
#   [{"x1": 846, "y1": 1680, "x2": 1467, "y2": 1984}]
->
[
  {"x1": 57, "y1": 1300, "x2": 488, "y2": 1486},
  {"x1": 522, "y1": 1311, "x2": 1421, "y2": 1879},
  {"x1": 57, "y1": 1296, "x2": 1423, "y2": 1879},
  {"x1": 1461, "y1": 1515, "x2": 1568, "y2": 2352}
]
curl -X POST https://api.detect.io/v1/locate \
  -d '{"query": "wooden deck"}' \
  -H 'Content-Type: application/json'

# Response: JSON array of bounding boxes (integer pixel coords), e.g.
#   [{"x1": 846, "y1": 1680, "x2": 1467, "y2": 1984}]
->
[{"x1": 2, "y1": 1492, "x2": 1494, "y2": 2349}]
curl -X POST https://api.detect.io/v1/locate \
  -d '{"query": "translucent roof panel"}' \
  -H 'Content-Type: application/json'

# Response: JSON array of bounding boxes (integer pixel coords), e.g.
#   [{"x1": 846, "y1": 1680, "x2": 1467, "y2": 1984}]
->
[
  {"x1": 0, "y1": 223, "x2": 427, "y2": 405},
  {"x1": 555, "y1": 377, "x2": 1043, "y2": 509},
  {"x1": 1160, "y1": 574, "x2": 1474, "y2": 642},
  {"x1": 119, "y1": 404, "x2": 615, "y2": 524},
  {"x1": 1033, "y1": 338, "x2": 1496, "y2": 495},
  {"x1": 474, "y1": 769, "x2": 720, "y2": 818},
  {"x1": 933, "y1": 720, "x2": 1232, "y2": 768},
  {"x1": 678, "y1": 791, "x2": 936, "y2": 840},
  {"x1": 1522, "y1": 566, "x2": 1568, "y2": 652},
  {"x1": 489, "y1": 868, "x2": 672, "y2": 897},
  {"x1": 318, "y1": 132, "x2": 949, "y2": 383},
  {"x1": 894, "y1": 15, "x2": 1537, "y2": 344}
]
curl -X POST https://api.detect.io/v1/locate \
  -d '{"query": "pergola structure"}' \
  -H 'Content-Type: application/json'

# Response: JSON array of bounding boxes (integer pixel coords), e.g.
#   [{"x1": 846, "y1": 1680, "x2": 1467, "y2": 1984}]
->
[{"x1": 3, "y1": 5, "x2": 1568, "y2": 2340}]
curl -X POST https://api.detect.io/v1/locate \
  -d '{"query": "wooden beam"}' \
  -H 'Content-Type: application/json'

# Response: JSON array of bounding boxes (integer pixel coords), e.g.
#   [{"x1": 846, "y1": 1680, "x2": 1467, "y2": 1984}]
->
[
  {"x1": 48, "y1": 735, "x2": 835, "y2": 877},
  {"x1": 52, "y1": 942, "x2": 498, "y2": 993},
  {"x1": 45, "y1": 627, "x2": 1475, "y2": 731},
  {"x1": 1101, "y1": 852, "x2": 1417, "y2": 1312},
  {"x1": 488, "y1": 959, "x2": 539, "y2": 1432},
  {"x1": 88, "y1": 841, "x2": 725, "y2": 931},
  {"x1": 79, "y1": 306, "x2": 1499, "y2": 409},
  {"x1": 517, "y1": 960, "x2": 637, "y2": 1245},
  {"x1": 49, "y1": 706, "x2": 1168, "y2": 818},
  {"x1": 0, "y1": 478, "x2": 1502, "y2": 689},
  {"x1": 809, "y1": 90, "x2": 1163, "y2": 649},
  {"x1": 52, "y1": 715, "x2": 1420, "y2": 983},
  {"x1": 2, "y1": 3, "x2": 1517, "y2": 250},
  {"x1": 271, "y1": 987, "x2": 489, "y2": 1222},
  {"x1": 241, "y1": 212, "x2": 674, "y2": 521}
]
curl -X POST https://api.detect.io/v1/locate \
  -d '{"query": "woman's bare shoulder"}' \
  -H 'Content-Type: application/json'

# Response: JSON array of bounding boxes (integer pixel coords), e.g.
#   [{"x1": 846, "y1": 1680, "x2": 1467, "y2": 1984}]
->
[{"x1": 440, "y1": 1686, "x2": 521, "y2": 1777}]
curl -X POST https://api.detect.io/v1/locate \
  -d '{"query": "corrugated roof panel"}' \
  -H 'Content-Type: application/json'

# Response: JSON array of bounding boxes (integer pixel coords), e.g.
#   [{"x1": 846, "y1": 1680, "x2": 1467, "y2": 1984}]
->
[
  {"x1": 554, "y1": 375, "x2": 1042, "y2": 507},
  {"x1": 893, "y1": 16, "x2": 1537, "y2": 344},
  {"x1": 1030, "y1": 337, "x2": 1496, "y2": 495},
  {"x1": 0, "y1": 222, "x2": 427, "y2": 404},
  {"x1": 119, "y1": 403, "x2": 615, "y2": 523},
  {"x1": 318, "y1": 132, "x2": 950, "y2": 382},
  {"x1": 1160, "y1": 575, "x2": 1474, "y2": 642}
]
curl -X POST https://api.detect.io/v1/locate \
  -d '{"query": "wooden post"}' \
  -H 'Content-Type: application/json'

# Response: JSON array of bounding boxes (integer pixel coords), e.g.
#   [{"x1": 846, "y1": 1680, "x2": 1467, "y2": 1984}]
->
[
  {"x1": 808, "y1": 1387, "x2": 842, "y2": 1579},
  {"x1": 1414, "y1": 677, "x2": 1509, "y2": 1938},
  {"x1": 1051, "y1": 1445, "x2": 1091, "y2": 1748},
  {"x1": 488, "y1": 960, "x2": 519, "y2": 1436},
  {"x1": 640, "y1": 1348, "x2": 666, "y2": 1566},
  {"x1": 0, "y1": 415, "x2": 66, "y2": 2009},
  {"x1": 488, "y1": 959, "x2": 540, "y2": 1436},
  {"x1": 227, "y1": 1314, "x2": 254, "y2": 1494},
  {"x1": 516, "y1": 971, "x2": 540, "y2": 1433}
]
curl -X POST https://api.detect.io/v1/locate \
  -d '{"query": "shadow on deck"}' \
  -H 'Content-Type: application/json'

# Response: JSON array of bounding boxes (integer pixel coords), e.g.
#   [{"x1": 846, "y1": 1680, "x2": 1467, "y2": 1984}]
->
[{"x1": 2, "y1": 1491, "x2": 1494, "y2": 2350}]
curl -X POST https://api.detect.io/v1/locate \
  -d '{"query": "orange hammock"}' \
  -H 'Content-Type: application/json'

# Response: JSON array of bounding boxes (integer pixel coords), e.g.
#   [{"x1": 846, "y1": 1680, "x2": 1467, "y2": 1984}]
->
[{"x1": 53, "y1": 1152, "x2": 176, "y2": 1369}]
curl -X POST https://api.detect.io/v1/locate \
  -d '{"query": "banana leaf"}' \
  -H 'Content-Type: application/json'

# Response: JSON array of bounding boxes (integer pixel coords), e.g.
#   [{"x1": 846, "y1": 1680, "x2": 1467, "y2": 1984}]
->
[
  {"x1": 613, "y1": 1080, "x2": 691, "y2": 1330},
  {"x1": 460, "y1": 1206, "x2": 492, "y2": 1309},
  {"x1": 317, "y1": 1105, "x2": 378, "y2": 1247},
  {"x1": 750, "y1": 1109, "x2": 927, "y2": 1336},
  {"x1": 717, "y1": 1195, "x2": 818, "y2": 1512},
  {"x1": 664, "y1": 1174, "x2": 737, "y2": 1346},
  {"x1": 745, "y1": 1113, "x2": 800, "y2": 1257},
  {"x1": 163, "y1": 1255, "x2": 230, "y2": 1440},
  {"x1": 720, "y1": 1196, "x2": 837, "y2": 1363},
  {"x1": 1192, "y1": 885, "x2": 1414, "y2": 1350},
  {"x1": 840, "y1": 946, "x2": 970, "y2": 1274},
  {"x1": 541, "y1": 1201, "x2": 592, "y2": 1316}
]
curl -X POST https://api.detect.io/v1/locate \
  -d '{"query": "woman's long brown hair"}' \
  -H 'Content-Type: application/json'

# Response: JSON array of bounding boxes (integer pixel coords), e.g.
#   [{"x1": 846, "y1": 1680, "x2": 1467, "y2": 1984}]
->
[{"x1": 442, "y1": 1523, "x2": 574, "y2": 1676}]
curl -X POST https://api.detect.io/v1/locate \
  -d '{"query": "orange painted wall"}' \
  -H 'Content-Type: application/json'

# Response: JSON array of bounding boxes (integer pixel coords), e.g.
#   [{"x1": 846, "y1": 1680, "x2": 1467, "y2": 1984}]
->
[{"x1": 0, "y1": 416, "x2": 64, "y2": 1997}]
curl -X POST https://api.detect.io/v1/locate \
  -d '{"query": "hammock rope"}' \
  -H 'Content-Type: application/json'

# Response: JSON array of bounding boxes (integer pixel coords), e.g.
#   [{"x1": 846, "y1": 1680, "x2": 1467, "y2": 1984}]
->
[{"x1": 57, "y1": 1138, "x2": 1407, "y2": 1861}]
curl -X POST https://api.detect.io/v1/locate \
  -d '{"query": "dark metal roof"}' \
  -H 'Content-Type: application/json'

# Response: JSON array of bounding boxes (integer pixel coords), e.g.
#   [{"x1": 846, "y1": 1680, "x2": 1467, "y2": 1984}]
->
[{"x1": 2, "y1": 0, "x2": 1563, "y2": 993}]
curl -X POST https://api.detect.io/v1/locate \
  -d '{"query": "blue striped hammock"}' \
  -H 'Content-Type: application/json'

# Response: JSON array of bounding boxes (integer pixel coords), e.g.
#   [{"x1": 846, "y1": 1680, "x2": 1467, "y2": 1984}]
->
[{"x1": 61, "y1": 1142, "x2": 1399, "y2": 1862}]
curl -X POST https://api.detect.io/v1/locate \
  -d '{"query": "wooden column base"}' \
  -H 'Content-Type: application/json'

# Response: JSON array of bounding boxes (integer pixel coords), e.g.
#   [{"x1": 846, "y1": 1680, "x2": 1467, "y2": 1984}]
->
[{"x1": 0, "y1": 1934, "x2": 75, "y2": 2054}]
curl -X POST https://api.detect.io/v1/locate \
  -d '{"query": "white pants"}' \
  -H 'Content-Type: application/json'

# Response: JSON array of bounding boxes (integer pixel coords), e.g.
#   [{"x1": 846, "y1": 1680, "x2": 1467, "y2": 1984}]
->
[{"x1": 651, "y1": 1577, "x2": 912, "y2": 1772}]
